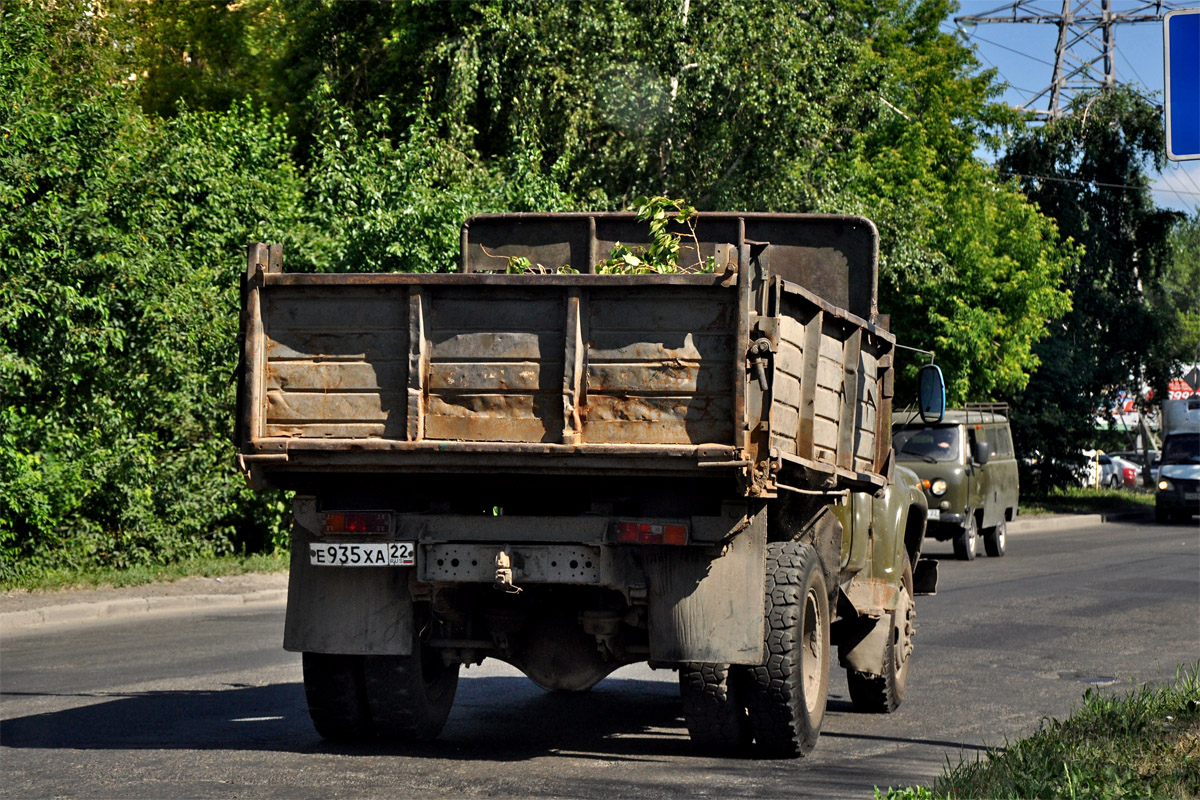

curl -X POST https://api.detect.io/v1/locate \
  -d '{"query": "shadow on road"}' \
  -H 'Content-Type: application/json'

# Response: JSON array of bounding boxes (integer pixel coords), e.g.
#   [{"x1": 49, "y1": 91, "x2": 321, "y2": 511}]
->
[
  {"x1": 2, "y1": 673, "x2": 991, "y2": 763},
  {"x1": 0, "y1": 676, "x2": 692, "y2": 761}
]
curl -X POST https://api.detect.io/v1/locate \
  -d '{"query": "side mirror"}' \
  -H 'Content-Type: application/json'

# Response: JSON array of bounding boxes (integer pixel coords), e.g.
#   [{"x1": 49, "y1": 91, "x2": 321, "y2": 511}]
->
[
  {"x1": 973, "y1": 440, "x2": 991, "y2": 465},
  {"x1": 918, "y1": 364, "x2": 945, "y2": 423}
]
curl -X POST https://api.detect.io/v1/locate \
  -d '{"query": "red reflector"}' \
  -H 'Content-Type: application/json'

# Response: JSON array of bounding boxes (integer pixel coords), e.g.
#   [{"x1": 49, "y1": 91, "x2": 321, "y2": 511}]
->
[
  {"x1": 614, "y1": 520, "x2": 688, "y2": 545},
  {"x1": 661, "y1": 524, "x2": 688, "y2": 545},
  {"x1": 323, "y1": 512, "x2": 390, "y2": 534}
]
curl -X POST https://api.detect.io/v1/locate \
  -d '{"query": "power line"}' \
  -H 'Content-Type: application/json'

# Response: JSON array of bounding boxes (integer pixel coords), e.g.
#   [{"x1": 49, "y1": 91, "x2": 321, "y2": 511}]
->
[
  {"x1": 954, "y1": 1, "x2": 1178, "y2": 119},
  {"x1": 999, "y1": 170, "x2": 1200, "y2": 197},
  {"x1": 962, "y1": 32, "x2": 1060, "y2": 68}
]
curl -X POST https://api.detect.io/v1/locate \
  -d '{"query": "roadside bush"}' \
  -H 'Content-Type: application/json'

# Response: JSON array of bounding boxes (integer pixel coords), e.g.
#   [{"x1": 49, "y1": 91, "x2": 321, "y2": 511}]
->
[
  {"x1": 0, "y1": 2, "x2": 306, "y2": 581},
  {"x1": 0, "y1": 3, "x2": 577, "y2": 584}
]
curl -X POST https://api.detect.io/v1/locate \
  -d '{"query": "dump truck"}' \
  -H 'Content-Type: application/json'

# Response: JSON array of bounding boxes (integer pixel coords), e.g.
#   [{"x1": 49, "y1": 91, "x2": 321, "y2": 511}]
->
[{"x1": 236, "y1": 212, "x2": 938, "y2": 758}]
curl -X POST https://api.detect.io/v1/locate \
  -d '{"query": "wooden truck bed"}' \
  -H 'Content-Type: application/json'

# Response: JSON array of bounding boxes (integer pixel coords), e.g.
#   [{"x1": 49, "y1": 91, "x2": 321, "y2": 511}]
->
[{"x1": 237, "y1": 214, "x2": 895, "y2": 494}]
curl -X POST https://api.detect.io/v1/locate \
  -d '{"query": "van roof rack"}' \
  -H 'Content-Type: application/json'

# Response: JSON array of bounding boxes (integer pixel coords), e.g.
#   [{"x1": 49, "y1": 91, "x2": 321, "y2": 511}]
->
[{"x1": 964, "y1": 402, "x2": 1009, "y2": 423}]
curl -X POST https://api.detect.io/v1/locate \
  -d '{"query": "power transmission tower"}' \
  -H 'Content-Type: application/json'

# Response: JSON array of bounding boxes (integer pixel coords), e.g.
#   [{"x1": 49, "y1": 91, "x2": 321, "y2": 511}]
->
[{"x1": 953, "y1": 1, "x2": 1178, "y2": 119}]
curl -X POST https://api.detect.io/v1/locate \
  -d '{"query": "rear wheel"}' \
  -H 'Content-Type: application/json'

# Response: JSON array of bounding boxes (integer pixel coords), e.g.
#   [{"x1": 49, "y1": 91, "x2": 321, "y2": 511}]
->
[
  {"x1": 741, "y1": 541, "x2": 830, "y2": 758},
  {"x1": 846, "y1": 553, "x2": 914, "y2": 713},
  {"x1": 364, "y1": 635, "x2": 460, "y2": 742},
  {"x1": 679, "y1": 663, "x2": 752, "y2": 752},
  {"x1": 952, "y1": 516, "x2": 977, "y2": 561},
  {"x1": 301, "y1": 652, "x2": 372, "y2": 742},
  {"x1": 983, "y1": 520, "x2": 1007, "y2": 557}
]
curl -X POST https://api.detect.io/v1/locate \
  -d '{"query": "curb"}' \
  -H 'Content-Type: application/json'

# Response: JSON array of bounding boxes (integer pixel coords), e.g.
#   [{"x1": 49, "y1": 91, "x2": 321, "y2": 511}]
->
[
  {"x1": 0, "y1": 511, "x2": 1154, "y2": 633},
  {"x1": 1008, "y1": 509, "x2": 1151, "y2": 534},
  {"x1": 0, "y1": 589, "x2": 287, "y2": 633}
]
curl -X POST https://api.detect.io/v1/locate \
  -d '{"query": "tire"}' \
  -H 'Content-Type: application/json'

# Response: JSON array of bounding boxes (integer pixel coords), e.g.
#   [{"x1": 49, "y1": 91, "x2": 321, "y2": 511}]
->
[
  {"x1": 679, "y1": 663, "x2": 752, "y2": 752},
  {"x1": 301, "y1": 652, "x2": 372, "y2": 742},
  {"x1": 846, "y1": 553, "x2": 914, "y2": 713},
  {"x1": 1108, "y1": 475, "x2": 1121, "y2": 490},
  {"x1": 983, "y1": 520, "x2": 1007, "y2": 558},
  {"x1": 363, "y1": 637, "x2": 460, "y2": 742},
  {"x1": 741, "y1": 541, "x2": 830, "y2": 759},
  {"x1": 952, "y1": 515, "x2": 977, "y2": 561}
]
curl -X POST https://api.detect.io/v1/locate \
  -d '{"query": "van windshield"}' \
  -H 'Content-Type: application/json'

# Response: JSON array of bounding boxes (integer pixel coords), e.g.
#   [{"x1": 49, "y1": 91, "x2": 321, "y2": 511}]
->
[
  {"x1": 894, "y1": 426, "x2": 960, "y2": 463},
  {"x1": 1161, "y1": 433, "x2": 1200, "y2": 465}
]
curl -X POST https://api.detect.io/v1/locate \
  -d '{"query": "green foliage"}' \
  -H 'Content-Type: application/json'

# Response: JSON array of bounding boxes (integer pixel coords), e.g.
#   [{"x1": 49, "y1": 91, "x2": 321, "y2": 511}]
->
[
  {"x1": 1021, "y1": 486, "x2": 1154, "y2": 514},
  {"x1": 0, "y1": 551, "x2": 288, "y2": 593},
  {"x1": 881, "y1": 664, "x2": 1200, "y2": 800},
  {"x1": 934, "y1": 664, "x2": 1200, "y2": 799},
  {"x1": 1000, "y1": 87, "x2": 1182, "y2": 492},
  {"x1": 1162, "y1": 213, "x2": 1200, "y2": 368},
  {"x1": 0, "y1": 1, "x2": 303, "y2": 581},
  {"x1": 596, "y1": 196, "x2": 716, "y2": 274},
  {"x1": 0, "y1": 0, "x2": 1106, "y2": 578}
]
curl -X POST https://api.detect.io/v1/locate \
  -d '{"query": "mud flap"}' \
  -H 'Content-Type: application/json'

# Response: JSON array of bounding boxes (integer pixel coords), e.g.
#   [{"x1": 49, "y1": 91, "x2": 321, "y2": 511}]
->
[
  {"x1": 283, "y1": 497, "x2": 414, "y2": 655},
  {"x1": 913, "y1": 557, "x2": 938, "y2": 596},
  {"x1": 836, "y1": 607, "x2": 889, "y2": 676},
  {"x1": 643, "y1": 507, "x2": 767, "y2": 665}
]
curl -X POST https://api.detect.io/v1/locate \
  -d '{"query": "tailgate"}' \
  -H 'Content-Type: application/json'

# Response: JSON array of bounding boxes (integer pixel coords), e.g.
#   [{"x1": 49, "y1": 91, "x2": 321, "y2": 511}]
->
[{"x1": 237, "y1": 259, "x2": 741, "y2": 482}]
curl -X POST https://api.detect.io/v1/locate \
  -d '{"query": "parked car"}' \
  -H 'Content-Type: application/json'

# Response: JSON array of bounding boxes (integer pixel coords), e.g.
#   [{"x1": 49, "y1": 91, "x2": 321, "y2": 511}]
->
[
  {"x1": 1109, "y1": 449, "x2": 1159, "y2": 485},
  {"x1": 1084, "y1": 451, "x2": 1125, "y2": 489},
  {"x1": 1109, "y1": 455, "x2": 1140, "y2": 488}
]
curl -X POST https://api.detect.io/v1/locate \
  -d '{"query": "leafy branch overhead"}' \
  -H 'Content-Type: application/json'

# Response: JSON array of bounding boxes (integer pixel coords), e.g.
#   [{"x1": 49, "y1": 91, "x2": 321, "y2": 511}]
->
[{"x1": 596, "y1": 196, "x2": 717, "y2": 274}]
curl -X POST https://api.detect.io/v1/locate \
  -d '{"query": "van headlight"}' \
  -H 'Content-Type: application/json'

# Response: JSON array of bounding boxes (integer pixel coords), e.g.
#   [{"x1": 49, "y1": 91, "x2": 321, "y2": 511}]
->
[
  {"x1": 1157, "y1": 479, "x2": 1172, "y2": 492},
  {"x1": 930, "y1": 479, "x2": 948, "y2": 496}
]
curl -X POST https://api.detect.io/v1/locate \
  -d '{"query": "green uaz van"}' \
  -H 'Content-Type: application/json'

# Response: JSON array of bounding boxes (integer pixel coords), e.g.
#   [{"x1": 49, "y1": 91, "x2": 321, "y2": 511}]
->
[{"x1": 892, "y1": 404, "x2": 1020, "y2": 560}]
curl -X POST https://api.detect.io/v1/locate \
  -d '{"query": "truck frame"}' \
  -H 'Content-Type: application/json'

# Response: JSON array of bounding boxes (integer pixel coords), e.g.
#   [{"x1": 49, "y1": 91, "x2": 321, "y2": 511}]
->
[{"x1": 237, "y1": 212, "x2": 934, "y2": 757}]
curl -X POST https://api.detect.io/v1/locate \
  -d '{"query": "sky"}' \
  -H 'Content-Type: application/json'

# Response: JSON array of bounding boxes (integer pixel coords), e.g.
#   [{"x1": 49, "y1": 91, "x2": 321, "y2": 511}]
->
[{"x1": 940, "y1": 0, "x2": 1200, "y2": 213}]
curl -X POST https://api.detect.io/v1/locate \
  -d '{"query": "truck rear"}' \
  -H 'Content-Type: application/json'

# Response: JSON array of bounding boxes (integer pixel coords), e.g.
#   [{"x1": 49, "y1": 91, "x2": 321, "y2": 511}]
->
[{"x1": 237, "y1": 212, "x2": 934, "y2": 757}]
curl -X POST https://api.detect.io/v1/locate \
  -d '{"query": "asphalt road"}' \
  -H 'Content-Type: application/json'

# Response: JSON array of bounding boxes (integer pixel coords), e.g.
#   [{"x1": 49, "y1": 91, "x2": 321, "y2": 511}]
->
[{"x1": 2, "y1": 516, "x2": 1197, "y2": 799}]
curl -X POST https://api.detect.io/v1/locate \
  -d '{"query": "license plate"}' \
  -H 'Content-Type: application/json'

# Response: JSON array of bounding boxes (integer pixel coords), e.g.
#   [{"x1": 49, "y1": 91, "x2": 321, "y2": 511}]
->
[
  {"x1": 309, "y1": 542, "x2": 415, "y2": 567},
  {"x1": 1185, "y1": 492, "x2": 1200, "y2": 502},
  {"x1": 926, "y1": 509, "x2": 941, "y2": 521}
]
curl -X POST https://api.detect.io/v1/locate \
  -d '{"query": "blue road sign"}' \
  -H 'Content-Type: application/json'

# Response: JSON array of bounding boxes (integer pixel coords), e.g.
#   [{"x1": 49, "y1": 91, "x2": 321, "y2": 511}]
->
[{"x1": 1165, "y1": 8, "x2": 1200, "y2": 161}]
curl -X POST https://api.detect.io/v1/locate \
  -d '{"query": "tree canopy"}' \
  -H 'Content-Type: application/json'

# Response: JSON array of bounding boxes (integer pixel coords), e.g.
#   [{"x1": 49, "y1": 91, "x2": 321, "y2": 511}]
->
[
  {"x1": 7, "y1": 0, "x2": 1182, "y2": 580},
  {"x1": 998, "y1": 87, "x2": 1183, "y2": 489}
]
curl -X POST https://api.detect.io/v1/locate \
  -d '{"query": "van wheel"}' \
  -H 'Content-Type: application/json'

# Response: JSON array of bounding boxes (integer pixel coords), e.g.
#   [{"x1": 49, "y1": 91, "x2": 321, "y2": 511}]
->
[
  {"x1": 846, "y1": 553, "x2": 914, "y2": 713},
  {"x1": 742, "y1": 541, "x2": 830, "y2": 758},
  {"x1": 363, "y1": 636, "x2": 460, "y2": 742},
  {"x1": 301, "y1": 653, "x2": 372, "y2": 741},
  {"x1": 952, "y1": 516, "x2": 977, "y2": 561},
  {"x1": 983, "y1": 520, "x2": 1007, "y2": 557},
  {"x1": 679, "y1": 663, "x2": 752, "y2": 751}
]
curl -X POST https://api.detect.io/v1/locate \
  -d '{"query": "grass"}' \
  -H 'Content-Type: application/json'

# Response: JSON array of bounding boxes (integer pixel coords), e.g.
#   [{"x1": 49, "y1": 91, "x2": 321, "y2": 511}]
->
[
  {"x1": 1021, "y1": 486, "x2": 1155, "y2": 516},
  {"x1": 0, "y1": 551, "x2": 288, "y2": 594},
  {"x1": 877, "y1": 664, "x2": 1200, "y2": 800}
]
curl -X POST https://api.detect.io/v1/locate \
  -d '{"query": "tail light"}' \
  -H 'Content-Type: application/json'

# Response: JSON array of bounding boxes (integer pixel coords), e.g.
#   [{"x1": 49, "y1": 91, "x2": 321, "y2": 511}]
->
[
  {"x1": 323, "y1": 512, "x2": 390, "y2": 534},
  {"x1": 614, "y1": 520, "x2": 689, "y2": 545}
]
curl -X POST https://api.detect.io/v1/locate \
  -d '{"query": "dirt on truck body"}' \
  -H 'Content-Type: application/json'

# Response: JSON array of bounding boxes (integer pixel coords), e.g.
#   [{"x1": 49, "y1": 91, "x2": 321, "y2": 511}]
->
[{"x1": 237, "y1": 212, "x2": 938, "y2": 758}]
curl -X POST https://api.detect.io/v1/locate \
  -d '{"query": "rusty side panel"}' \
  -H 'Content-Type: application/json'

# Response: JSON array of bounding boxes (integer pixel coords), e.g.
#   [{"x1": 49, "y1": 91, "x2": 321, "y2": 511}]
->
[
  {"x1": 582, "y1": 285, "x2": 736, "y2": 446},
  {"x1": 424, "y1": 286, "x2": 564, "y2": 443},
  {"x1": 247, "y1": 274, "x2": 743, "y2": 453},
  {"x1": 460, "y1": 212, "x2": 879, "y2": 323},
  {"x1": 241, "y1": 213, "x2": 889, "y2": 491},
  {"x1": 261, "y1": 285, "x2": 409, "y2": 440},
  {"x1": 770, "y1": 279, "x2": 894, "y2": 488}
]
